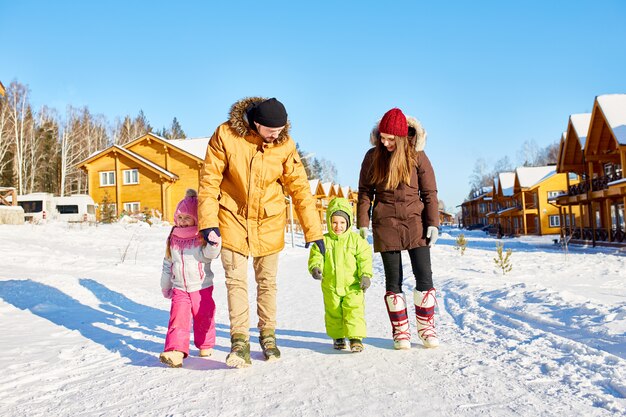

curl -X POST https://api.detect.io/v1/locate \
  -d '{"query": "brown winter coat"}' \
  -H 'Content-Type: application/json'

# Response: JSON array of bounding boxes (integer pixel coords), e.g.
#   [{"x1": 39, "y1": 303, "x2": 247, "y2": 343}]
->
[
  {"x1": 198, "y1": 97, "x2": 323, "y2": 257},
  {"x1": 357, "y1": 117, "x2": 439, "y2": 252}
]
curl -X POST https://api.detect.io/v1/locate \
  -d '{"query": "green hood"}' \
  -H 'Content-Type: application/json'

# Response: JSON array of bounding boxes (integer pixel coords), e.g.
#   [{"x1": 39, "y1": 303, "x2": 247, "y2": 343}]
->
[{"x1": 326, "y1": 197, "x2": 353, "y2": 238}]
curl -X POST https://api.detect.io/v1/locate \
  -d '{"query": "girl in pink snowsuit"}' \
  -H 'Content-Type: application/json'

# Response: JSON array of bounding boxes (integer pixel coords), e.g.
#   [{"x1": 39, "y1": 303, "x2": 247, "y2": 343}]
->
[{"x1": 159, "y1": 189, "x2": 222, "y2": 368}]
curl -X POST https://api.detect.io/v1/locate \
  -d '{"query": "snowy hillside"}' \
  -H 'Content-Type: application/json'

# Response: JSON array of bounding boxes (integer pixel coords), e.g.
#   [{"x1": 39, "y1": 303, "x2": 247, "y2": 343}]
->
[{"x1": 0, "y1": 222, "x2": 624, "y2": 417}]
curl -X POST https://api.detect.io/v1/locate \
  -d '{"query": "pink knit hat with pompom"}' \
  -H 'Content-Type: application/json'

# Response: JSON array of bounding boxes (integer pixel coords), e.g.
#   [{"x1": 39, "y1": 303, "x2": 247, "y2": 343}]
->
[{"x1": 174, "y1": 189, "x2": 198, "y2": 226}]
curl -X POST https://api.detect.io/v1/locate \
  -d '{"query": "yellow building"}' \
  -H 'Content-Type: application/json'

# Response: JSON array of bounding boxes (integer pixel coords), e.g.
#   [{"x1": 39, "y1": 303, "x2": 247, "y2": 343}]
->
[
  {"x1": 77, "y1": 133, "x2": 208, "y2": 222},
  {"x1": 511, "y1": 166, "x2": 574, "y2": 236},
  {"x1": 555, "y1": 94, "x2": 626, "y2": 246},
  {"x1": 79, "y1": 133, "x2": 358, "y2": 228},
  {"x1": 0, "y1": 81, "x2": 5, "y2": 96}
]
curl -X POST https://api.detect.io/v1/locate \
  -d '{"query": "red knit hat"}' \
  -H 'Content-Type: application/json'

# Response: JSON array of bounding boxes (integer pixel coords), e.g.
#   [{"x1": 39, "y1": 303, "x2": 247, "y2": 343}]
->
[{"x1": 379, "y1": 108, "x2": 408, "y2": 137}]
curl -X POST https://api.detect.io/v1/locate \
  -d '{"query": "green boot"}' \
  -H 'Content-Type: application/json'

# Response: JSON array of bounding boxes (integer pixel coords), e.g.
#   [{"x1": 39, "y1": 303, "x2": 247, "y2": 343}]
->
[
  {"x1": 225, "y1": 333, "x2": 251, "y2": 368},
  {"x1": 259, "y1": 329, "x2": 281, "y2": 361}
]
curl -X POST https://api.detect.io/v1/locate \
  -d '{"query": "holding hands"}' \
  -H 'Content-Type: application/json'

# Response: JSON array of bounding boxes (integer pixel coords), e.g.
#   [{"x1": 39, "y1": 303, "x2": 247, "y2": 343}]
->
[
  {"x1": 201, "y1": 227, "x2": 222, "y2": 246},
  {"x1": 162, "y1": 288, "x2": 172, "y2": 299},
  {"x1": 305, "y1": 239, "x2": 326, "y2": 256}
]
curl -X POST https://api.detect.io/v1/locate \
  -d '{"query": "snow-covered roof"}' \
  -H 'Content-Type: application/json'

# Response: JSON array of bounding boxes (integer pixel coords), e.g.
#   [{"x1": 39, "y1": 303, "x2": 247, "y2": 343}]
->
[
  {"x1": 309, "y1": 179, "x2": 320, "y2": 195},
  {"x1": 321, "y1": 182, "x2": 333, "y2": 196},
  {"x1": 498, "y1": 172, "x2": 516, "y2": 196},
  {"x1": 165, "y1": 137, "x2": 210, "y2": 160},
  {"x1": 515, "y1": 166, "x2": 556, "y2": 188},
  {"x1": 497, "y1": 206, "x2": 520, "y2": 215},
  {"x1": 113, "y1": 145, "x2": 177, "y2": 179},
  {"x1": 596, "y1": 94, "x2": 626, "y2": 145},
  {"x1": 569, "y1": 113, "x2": 592, "y2": 147},
  {"x1": 341, "y1": 186, "x2": 350, "y2": 197},
  {"x1": 608, "y1": 178, "x2": 626, "y2": 187}
]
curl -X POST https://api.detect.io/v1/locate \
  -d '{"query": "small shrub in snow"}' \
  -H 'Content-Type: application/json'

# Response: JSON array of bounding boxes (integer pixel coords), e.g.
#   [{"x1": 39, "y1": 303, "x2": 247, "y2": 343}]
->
[
  {"x1": 494, "y1": 241, "x2": 512, "y2": 275},
  {"x1": 454, "y1": 233, "x2": 468, "y2": 255},
  {"x1": 99, "y1": 192, "x2": 117, "y2": 224}
]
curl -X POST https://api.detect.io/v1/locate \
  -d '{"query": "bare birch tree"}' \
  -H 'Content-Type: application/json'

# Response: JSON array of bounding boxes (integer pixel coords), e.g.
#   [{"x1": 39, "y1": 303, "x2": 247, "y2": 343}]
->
[
  {"x1": 0, "y1": 93, "x2": 12, "y2": 177},
  {"x1": 6, "y1": 81, "x2": 33, "y2": 194}
]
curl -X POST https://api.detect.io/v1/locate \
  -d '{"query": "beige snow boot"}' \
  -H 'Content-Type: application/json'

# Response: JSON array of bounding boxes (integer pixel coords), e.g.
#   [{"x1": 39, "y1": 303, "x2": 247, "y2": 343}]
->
[
  {"x1": 414, "y1": 288, "x2": 439, "y2": 348},
  {"x1": 199, "y1": 348, "x2": 213, "y2": 357},
  {"x1": 384, "y1": 291, "x2": 411, "y2": 350},
  {"x1": 159, "y1": 350, "x2": 184, "y2": 368}
]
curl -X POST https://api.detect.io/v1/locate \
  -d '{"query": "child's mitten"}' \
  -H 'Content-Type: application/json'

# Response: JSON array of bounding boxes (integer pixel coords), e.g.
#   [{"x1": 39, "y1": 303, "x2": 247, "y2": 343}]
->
[
  {"x1": 311, "y1": 267, "x2": 323, "y2": 280},
  {"x1": 360, "y1": 275, "x2": 371, "y2": 291},
  {"x1": 162, "y1": 288, "x2": 173, "y2": 299}
]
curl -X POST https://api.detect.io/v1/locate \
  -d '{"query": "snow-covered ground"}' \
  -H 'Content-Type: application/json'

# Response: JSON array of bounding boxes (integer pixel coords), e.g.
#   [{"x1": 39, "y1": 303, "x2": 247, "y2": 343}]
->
[{"x1": 0, "y1": 222, "x2": 624, "y2": 417}]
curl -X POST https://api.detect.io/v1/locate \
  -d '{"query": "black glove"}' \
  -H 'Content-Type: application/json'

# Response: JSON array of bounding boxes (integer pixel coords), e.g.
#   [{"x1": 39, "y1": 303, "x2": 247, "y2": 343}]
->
[
  {"x1": 360, "y1": 276, "x2": 371, "y2": 291},
  {"x1": 305, "y1": 239, "x2": 326, "y2": 256},
  {"x1": 311, "y1": 267, "x2": 322, "y2": 280},
  {"x1": 200, "y1": 227, "x2": 221, "y2": 246}
]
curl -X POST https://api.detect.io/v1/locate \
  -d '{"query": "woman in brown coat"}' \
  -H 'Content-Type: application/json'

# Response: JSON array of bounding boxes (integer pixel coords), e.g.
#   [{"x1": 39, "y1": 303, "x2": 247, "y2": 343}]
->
[{"x1": 357, "y1": 108, "x2": 440, "y2": 349}]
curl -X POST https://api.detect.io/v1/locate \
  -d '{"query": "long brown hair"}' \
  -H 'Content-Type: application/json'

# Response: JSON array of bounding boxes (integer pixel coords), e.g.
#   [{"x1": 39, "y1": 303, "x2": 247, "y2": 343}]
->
[{"x1": 371, "y1": 132, "x2": 419, "y2": 189}]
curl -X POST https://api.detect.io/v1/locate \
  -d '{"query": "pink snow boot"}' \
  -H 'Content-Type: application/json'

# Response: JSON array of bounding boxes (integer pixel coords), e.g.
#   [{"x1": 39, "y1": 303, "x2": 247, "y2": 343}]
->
[
  {"x1": 384, "y1": 291, "x2": 411, "y2": 350},
  {"x1": 414, "y1": 288, "x2": 439, "y2": 348}
]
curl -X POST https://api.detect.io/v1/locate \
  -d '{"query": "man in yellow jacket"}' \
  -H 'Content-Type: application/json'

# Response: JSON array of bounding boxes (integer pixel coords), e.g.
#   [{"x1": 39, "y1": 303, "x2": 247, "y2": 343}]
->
[{"x1": 198, "y1": 97, "x2": 324, "y2": 368}]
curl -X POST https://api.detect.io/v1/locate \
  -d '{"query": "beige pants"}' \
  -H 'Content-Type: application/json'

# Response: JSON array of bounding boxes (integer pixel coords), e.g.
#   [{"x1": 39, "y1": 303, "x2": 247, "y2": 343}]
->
[{"x1": 221, "y1": 247, "x2": 279, "y2": 338}]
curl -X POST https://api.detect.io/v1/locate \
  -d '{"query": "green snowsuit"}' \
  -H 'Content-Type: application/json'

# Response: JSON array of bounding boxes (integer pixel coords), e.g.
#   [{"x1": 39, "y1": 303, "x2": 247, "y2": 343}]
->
[{"x1": 308, "y1": 197, "x2": 373, "y2": 340}]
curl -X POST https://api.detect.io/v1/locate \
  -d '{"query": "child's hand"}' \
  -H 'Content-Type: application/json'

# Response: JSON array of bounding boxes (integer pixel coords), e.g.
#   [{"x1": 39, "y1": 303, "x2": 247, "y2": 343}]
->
[
  {"x1": 311, "y1": 267, "x2": 323, "y2": 280},
  {"x1": 162, "y1": 288, "x2": 172, "y2": 299},
  {"x1": 360, "y1": 276, "x2": 371, "y2": 291}
]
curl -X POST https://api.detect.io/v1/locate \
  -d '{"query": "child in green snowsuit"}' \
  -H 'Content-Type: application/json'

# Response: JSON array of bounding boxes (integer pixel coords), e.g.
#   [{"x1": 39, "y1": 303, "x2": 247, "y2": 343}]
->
[{"x1": 308, "y1": 197, "x2": 373, "y2": 352}]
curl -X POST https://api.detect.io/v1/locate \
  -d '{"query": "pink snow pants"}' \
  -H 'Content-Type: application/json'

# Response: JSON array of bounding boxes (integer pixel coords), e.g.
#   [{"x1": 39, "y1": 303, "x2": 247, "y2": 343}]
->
[{"x1": 164, "y1": 286, "x2": 216, "y2": 357}]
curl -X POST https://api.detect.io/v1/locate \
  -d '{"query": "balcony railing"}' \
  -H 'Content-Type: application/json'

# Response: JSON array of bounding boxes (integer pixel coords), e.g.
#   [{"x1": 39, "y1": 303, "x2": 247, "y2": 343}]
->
[
  {"x1": 568, "y1": 173, "x2": 622, "y2": 196},
  {"x1": 564, "y1": 226, "x2": 625, "y2": 243}
]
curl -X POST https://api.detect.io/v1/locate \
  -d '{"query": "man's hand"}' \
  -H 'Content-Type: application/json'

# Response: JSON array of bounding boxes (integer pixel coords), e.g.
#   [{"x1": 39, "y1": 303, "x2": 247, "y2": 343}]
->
[
  {"x1": 359, "y1": 227, "x2": 369, "y2": 240},
  {"x1": 305, "y1": 239, "x2": 326, "y2": 256}
]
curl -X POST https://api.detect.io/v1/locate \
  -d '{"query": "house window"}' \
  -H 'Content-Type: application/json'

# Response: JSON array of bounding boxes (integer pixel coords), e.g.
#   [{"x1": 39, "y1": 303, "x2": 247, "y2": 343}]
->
[
  {"x1": 123, "y1": 169, "x2": 139, "y2": 185},
  {"x1": 123, "y1": 202, "x2": 140, "y2": 213},
  {"x1": 100, "y1": 171, "x2": 115, "y2": 186},
  {"x1": 547, "y1": 191, "x2": 562, "y2": 199},
  {"x1": 549, "y1": 215, "x2": 560, "y2": 227},
  {"x1": 568, "y1": 173, "x2": 579, "y2": 181}
]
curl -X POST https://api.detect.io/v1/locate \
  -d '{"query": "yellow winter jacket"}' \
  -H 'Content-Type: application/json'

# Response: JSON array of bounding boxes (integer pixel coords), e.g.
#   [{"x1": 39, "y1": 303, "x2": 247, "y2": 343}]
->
[{"x1": 198, "y1": 97, "x2": 323, "y2": 257}]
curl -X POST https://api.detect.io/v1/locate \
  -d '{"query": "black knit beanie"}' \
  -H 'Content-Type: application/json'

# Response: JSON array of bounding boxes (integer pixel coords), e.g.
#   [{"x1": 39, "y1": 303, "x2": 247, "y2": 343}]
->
[
  {"x1": 252, "y1": 98, "x2": 288, "y2": 127},
  {"x1": 331, "y1": 210, "x2": 350, "y2": 228}
]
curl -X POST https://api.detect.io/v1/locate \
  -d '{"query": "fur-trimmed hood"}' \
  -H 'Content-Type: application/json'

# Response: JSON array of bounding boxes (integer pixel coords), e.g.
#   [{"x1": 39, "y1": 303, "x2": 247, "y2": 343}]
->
[
  {"x1": 227, "y1": 96, "x2": 291, "y2": 144},
  {"x1": 369, "y1": 115, "x2": 427, "y2": 151}
]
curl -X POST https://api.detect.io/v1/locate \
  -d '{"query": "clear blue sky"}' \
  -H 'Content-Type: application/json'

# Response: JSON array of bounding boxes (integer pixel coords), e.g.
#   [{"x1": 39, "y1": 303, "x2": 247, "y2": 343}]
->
[{"x1": 2, "y1": 1, "x2": 626, "y2": 212}]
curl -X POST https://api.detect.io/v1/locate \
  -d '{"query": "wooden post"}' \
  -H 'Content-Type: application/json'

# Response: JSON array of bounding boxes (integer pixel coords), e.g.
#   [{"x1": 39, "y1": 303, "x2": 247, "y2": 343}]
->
[{"x1": 521, "y1": 191, "x2": 528, "y2": 235}]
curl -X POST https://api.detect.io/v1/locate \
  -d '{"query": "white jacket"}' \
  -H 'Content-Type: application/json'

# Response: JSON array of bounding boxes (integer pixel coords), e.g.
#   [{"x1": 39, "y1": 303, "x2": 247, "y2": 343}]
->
[{"x1": 161, "y1": 242, "x2": 221, "y2": 293}]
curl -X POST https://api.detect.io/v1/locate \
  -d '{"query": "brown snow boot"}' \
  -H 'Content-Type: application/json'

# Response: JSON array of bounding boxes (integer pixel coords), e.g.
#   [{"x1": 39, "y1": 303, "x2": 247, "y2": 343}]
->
[
  {"x1": 225, "y1": 333, "x2": 251, "y2": 368},
  {"x1": 259, "y1": 329, "x2": 281, "y2": 361}
]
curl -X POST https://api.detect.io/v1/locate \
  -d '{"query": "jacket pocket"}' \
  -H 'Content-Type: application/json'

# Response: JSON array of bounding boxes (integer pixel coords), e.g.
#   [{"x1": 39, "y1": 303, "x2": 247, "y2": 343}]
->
[
  {"x1": 219, "y1": 193, "x2": 244, "y2": 216},
  {"x1": 264, "y1": 200, "x2": 285, "y2": 218}
]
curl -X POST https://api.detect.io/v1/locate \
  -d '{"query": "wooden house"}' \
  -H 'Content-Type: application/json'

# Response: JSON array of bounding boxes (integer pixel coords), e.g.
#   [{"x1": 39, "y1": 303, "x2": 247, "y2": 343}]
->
[
  {"x1": 460, "y1": 186, "x2": 493, "y2": 228},
  {"x1": 511, "y1": 166, "x2": 572, "y2": 236},
  {"x1": 554, "y1": 94, "x2": 626, "y2": 246},
  {"x1": 76, "y1": 133, "x2": 208, "y2": 222},
  {"x1": 492, "y1": 172, "x2": 516, "y2": 235}
]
